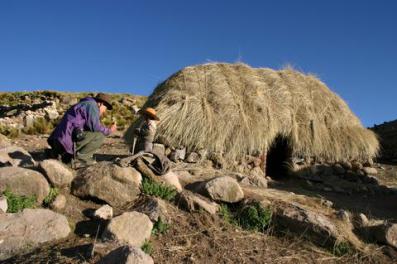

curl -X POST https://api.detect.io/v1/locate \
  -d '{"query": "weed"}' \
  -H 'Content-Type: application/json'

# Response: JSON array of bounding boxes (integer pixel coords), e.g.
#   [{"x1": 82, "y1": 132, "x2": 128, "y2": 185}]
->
[
  {"x1": 23, "y1": 117, "x2": 53, "y2": 135},
  {"x1": 237, "y1": 202, "x2": 272, "y2": 232},
  {"x1": 219, "y1": 204, "x2": 237, "y2": 225},
  {"x1": 0, "y1": 126, "x2": 20, "y2": 138},
  {"x1": 43, "y1": 187, "x2": 59, "y2": 206},
  {"x1": 333, "y1": 241, "x2": 351, "y2": 256},
  {"x1": 141, "y1": 177, "x2": 177, "y2": 201},
  {"x1": 141, "y1": 240, "x2": 153, "y2": 255},
  {"x1": 3, "y1": 189, "x2": 36, "y2": 213},
  {"x1": 152, "y1": 217, "x2": 169, "y2": 235}
]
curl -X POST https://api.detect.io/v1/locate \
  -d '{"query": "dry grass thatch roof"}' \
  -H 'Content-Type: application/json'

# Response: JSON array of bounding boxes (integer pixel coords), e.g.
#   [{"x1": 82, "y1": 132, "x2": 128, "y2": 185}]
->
[{"x1": 126, "y1": 63, "x2": 378, "y2": 163}]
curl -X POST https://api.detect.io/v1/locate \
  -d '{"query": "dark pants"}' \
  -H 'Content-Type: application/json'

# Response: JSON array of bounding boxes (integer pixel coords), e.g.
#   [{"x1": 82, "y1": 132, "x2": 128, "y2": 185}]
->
[{"x1": 48, "y1": 131, "x2": 105, "y2": 163}]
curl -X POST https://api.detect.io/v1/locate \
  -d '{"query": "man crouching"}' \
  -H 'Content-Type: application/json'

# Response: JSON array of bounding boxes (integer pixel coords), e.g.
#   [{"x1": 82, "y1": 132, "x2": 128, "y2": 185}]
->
[{"x1": 47, "y1": 93, "x2": 117, "y2": 168}]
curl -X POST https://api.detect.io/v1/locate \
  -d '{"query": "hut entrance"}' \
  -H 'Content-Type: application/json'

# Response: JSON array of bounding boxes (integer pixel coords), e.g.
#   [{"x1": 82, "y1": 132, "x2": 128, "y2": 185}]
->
[{"x1": 265, "y1": 135, "x2": 292, "y2": 179}]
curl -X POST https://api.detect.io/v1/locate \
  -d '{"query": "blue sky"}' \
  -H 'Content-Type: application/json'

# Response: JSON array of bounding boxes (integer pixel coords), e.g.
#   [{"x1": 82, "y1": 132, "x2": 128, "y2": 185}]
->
[{"x1": 0, "y1": 0, "x2": 396, "y2": 127}]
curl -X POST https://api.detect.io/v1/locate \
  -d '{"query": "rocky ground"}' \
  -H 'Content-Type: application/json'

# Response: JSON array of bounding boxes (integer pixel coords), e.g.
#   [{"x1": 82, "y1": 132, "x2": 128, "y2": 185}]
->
[{"x1": 1, "y1": 133, "x2": 397, "y2": 264}]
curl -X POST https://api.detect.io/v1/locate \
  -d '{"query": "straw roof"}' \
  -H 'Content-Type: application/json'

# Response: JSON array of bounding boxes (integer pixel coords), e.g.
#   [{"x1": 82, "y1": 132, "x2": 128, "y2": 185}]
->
[{"x1": 126, "y1": 63, "x2": 378, "y2": 163}]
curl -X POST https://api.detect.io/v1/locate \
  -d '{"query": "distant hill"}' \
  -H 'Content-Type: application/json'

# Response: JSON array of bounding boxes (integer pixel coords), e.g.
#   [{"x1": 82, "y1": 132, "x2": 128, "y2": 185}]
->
[{"x1": 371, "y1": 119, "x2": 397, "y2": 162}]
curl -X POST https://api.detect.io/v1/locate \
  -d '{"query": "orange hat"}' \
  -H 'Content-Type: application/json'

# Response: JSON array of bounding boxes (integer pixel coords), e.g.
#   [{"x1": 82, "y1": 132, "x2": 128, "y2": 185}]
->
[{"x1": 141, "y1": 107, "x2": 159, "y2": 121}]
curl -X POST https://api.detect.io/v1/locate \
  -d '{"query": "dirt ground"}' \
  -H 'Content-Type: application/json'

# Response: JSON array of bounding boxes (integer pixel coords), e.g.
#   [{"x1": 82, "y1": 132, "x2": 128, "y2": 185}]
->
[{"x1": 3, "y1": 134, "x2": 397, "y2": 264}]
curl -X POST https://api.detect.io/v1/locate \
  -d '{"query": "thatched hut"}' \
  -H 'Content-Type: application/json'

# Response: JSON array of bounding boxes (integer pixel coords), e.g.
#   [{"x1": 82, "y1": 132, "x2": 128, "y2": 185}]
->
[{"x1": 126, "y1": 63, "x2": 378, "y2": 176}]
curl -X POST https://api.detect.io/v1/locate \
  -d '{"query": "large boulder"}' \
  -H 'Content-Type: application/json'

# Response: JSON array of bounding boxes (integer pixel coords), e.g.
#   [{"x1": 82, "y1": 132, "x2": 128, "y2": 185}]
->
[
  {"x1": 39, "y1": 159, "x2": 75, "y2": 187},
  {"x1": 202, "y1": 176, "x2": 244, "y2": 203},
  {"x1": 0, "y1": 167, "x2": 50, "y2": 203},
  {"x1": 0, "y1": 208, "x2": 71, "y2": 261},
  {"x1": 72, "y1": 162, "x2": 141, "y2": 208},
  {"x1": 97, "y1": 245, "x2": 154, "y2": 264},
  {"x1": 0, "y1": 146, "x2": 35, "y2": 167},
  {"x1": 102, "y1": 212, "x2": 153, "y2": 247}
]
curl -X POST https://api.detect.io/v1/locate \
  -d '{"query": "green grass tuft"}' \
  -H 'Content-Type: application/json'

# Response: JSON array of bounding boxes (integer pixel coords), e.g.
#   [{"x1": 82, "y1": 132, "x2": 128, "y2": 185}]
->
[
  {"x1": 237, "y1": 202, "x2": 272, "y2": 232},
  {"x1": 3, "y1": 189, "x2": 36, "y2": 213},
  {"x1": 141, "y1": 240, "x2": 153, "y2": 255},
  {"x1": 152, "y1": 217, "x2": 169, "y2": 236},
  {"x1": 141, "y1": 177, "x2": 177, "y2": 201},
  {"x1": 43, "y1": 187, "x2": 59, "y2": 206},
  {"x1": 333, "y1": 241, "x2": 351, "y2": 256}
]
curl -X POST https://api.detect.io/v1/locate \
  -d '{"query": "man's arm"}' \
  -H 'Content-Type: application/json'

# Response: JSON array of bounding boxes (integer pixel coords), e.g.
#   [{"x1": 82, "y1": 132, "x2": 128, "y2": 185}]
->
[{"x1": 85, "y1": 102, "x2": 112, "y2": 136}]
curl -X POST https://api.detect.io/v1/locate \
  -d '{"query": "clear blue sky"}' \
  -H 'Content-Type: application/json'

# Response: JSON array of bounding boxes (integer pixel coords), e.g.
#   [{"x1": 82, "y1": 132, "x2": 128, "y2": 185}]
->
[{"x1": 0, "y1": 0, "x2": 396, "y2": 127}]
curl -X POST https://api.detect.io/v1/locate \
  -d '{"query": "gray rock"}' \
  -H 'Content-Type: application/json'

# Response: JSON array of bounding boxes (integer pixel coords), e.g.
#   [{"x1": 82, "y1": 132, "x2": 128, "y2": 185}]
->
[
  {"x1": 363, "y1": 167, "x2": 378, "y2": 176},
  {"x1": 72, "y1": 162, "x2": 141, "y2": 208},
  {"x1": 239, "y1": 174, "x2": 268, "y2": 188},
  {"x1": 369, "y1": 223, "x2": 397, "y2": 249},
  {"x1": 336, "y1": 209, "x2": 350, "y2": 222},
  {"x1": 162, "y1": 170, "x2": 183, "y2": 192},
  {"x1": 176, "y1": 190, "x2": 219, "y2": 215},
  {"x1": 186, "y1": 152, "x2": 200, "y2": 163},
  {"x1": 169, "y1": 147, "x2": 186, "y2": 162},
  {"x1": 23, "y1": 114, "x2": 35, "y2": 128},
  {"x1": 39, "y1": 159, "x2": 75, "y2": 187},
  {"x1": 44, "y1": 107, "x2": 59, "y2": 120},
  {"x1": 102, "y1": 212, "x2": 153, "y2": 247},
  {"x1": 97, "y1": 245, "x2": 154, "y2": 264},
  {"x1": 94, "y1": 204, "x2": 113, "y2": 220},
  {"x1": 340, "y1": 161, "x2": 352, "y2": 170},
  {"x1": 50, "y1": 194, "x2": 66, "y2": 210},
  {"x1": 0, "y1": 196, "x2": 7, "y2": 213},
  {"x1": 203, "y1": 176, "x2": 244, "y2": 203},
  {"x1": 355, "y1": 213, "x2": 369, "y2": 227},
  {"x1": 134, "y1": 196, "x2": 169, "y2": 222},
  {"x1": 0, "y1": 146, "x2": 36, "y2": 167},
  {"x1": 0, "y1": 167, "x2": 50, "y2": 203},
  {"x1": 0, "y1": 208, "x2": 71, "y2": 261},
  {"x1": 0, "y1": 134, "x2": 11, "y2": 148}
]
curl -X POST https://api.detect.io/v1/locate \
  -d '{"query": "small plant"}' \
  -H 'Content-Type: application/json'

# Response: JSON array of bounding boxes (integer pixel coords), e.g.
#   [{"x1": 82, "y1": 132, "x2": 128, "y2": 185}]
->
[
  {"x1": 219, "y1": 204, "x2": 237, "y2": 225},
  {"x1": 152, "y1": 217, "x2": 169, "y2": 235},
  {"x1": 0, "y1": 126, "x2": 20, "y2": 138},
  {"x1": 23, "y1": 117, "x2": 53, "y2": 135},
  {"x1": 333, "y1": 241, "x2": 351, "y2": 256},
  {"x1": 3, "y1": 189, "x2": 36, "y2": 213},
  {"x1": 237, "y1": 202, "x2": 272, "y2": 232},
  {"x1": 141, "y1": 240, "x2": 153, "y2": 255},
  {"x1": 43, "y1": 187, "x2": 59, "y2": 206},
  {"x1": 141, "y1": 177, "x2": 177, "y2": 201}
]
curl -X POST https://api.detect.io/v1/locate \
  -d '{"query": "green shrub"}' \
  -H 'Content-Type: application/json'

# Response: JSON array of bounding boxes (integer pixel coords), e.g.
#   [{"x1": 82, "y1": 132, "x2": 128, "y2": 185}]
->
[
  {"x1": 43, "y1": 187, "x2": 59, "y2": 206},
  {"x1": 152, "y1": 217, "x2": 169, "y2": 235},
  {"x1": 237, "y1": 202, "x2": 272, "y2": 232},
  {"x1": 141, "y1": 240, "x2": 153, "y2": 255},
  {"x1": 141, "y1": 177, "x2": 177, "y2": 201},
  {"x1": 3, "y1": 189, "x2": 36, "y2": 213},
  {"x1": 219, "y1": 204, "x2": 237, "y2": 225}
]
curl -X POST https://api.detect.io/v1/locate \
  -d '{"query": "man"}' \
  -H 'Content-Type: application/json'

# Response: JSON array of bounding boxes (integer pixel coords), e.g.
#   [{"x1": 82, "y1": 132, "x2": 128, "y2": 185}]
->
[
  {"x1": 47, "y1": 93, "x2": 117, "y2": 167},
  {"x1": 133, "y1": 107, "x2": 159, "y2": 154}
]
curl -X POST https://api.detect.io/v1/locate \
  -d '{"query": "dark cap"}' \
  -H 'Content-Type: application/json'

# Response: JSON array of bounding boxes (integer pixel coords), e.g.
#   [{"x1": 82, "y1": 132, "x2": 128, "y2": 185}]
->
[{"x1": 94, "y1": 93, "x2": 113, "y2": 110}]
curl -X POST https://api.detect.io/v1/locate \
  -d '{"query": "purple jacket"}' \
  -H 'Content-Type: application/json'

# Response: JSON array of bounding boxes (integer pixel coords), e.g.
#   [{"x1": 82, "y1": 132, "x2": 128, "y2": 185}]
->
[{"x1": 48, "y1": 97, "x2": 111, "y2": 154}]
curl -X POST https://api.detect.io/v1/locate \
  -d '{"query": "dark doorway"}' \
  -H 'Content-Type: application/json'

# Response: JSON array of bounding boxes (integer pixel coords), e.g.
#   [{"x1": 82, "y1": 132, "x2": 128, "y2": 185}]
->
[{"x1": 266, "y1": 135, "x2": 292, "y2": 179}]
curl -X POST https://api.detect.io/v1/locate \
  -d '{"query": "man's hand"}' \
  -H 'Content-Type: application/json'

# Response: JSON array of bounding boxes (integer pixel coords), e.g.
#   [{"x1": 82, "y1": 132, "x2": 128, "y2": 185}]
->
[{"x1": 110, "y1": 123, "x2": 117, "y2": 133}]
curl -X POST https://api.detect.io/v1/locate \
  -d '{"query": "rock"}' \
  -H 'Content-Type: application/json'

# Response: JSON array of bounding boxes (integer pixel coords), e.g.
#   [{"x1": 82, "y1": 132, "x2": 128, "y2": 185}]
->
[
  {"x1": 344, "y1": 170, "x2": 360, "y2": 182},
  {"x1": 0, "y1": 134, "x2": 11, "y2": 148},
  {"x1": 50, "y1": 194, "x2": 66, "y2": 210},
  {"x1": 0, "y1": 208, "x2": 71, "y2": 261},
  {"x1": 333, "y1": 164, "x2": 346, "y2": 175},
  {"x1": 97, "y1": 245, "x2": 154, "y2": 264},
  {"x1": 363, "y1": 159, "x2": 374, "y2": 167},
  {"x1": 203, "y1": 176, "x2": 244, "y2": 203},
  {"x1": 0, "y1": 145, "x2": 36, "y2": 167},
  {"x1": 186, "y1": 152, "x2": 200, "y2": 163},
  {"x1": 0, "y1": 167, "x2": 50, "y2": 203},
  {"x1": 23, "y1": 114, "x2": 35, "y2": 128},
  {"x1": 102, "y1": 212, "x2": 153, "y2": 247},
  {"x1": 336, "y1": 209, "x2": 350, "y2": 222},
  {"x1": 44, "y1": 107, "x2": 59, "y2": 120},
  {"x1": 39, "y1": 159, "x2": 75, "y2": 187},
  {"x1": 176, "y1": 190, "x2": 219, "y2": 215},
  {"x1": 320, "y1": 199, "x2": 333, "y2": 208},
  {"x1": 363, "y1": 167, "x2": 378, "y2": 176},
  {"x1": 272, "y1": 202, "x2": 341, "y2": 246},
  {"x1": 208, "y1": 152, "x2": 225, "y2": 169},
  {"x1": 169, "y1": 147, "x2": 186, "y2": 162},
  {"x1": 363, "y1": 175, "x2": 380, "y2": 185},
  {"x1": 352, "y1": 161, "x2": 363, "y2": 171},
  {"x1": 152, "y1": 143, "x2": 165, "y2": 156},
  {"x1": 355, "y1": 213, "x2": 369, "y2": 227},
  {"x1": 134, "y1": 196, "x2": 170, "y2": 222},
  {"x1": 162, "y1": 171, "x2": 183, "y2": 192},
  {"x1": 239, "y1": 174, "x2": 268, "y2": 188},
  {"x1": 0, "y1": 196, "x2": 7, "y2": 213},
  {"x1": 94, "y1": 205, "x2": 113, "y2": 220},
  {"x1": 370, "y1": 223, "x2": 397, "y2": 249},
  {"x1": 72, "y1": 162, "x2": 141, "y2": 208},
  {"x1": 340, "y1": 161, "x2": 352, "y2": 170}
]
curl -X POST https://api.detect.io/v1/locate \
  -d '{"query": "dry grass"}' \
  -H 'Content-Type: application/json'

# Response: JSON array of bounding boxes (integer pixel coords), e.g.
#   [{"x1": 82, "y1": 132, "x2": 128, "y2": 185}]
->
[{"x1": 126, "y1": 63, "x2": 378, "y2": 166}]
